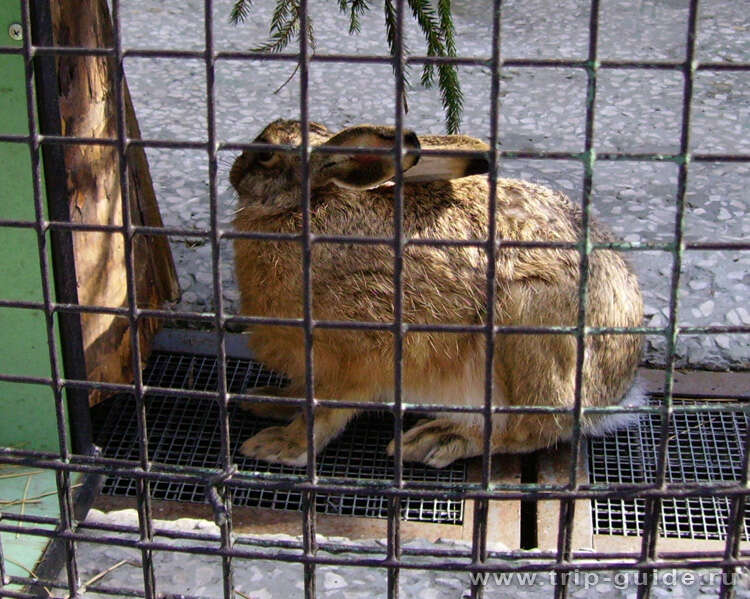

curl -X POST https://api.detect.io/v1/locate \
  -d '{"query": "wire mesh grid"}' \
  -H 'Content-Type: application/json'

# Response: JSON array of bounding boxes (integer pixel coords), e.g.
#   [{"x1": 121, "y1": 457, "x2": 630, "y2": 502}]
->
[
  {"x1": 92, "y1": 350, "x2": 466, "y2": 524},
  {"x1": 589, "y1": 397, "x2": 750, "y2": 541},
  {"x1": 0, "y1": 0, "x2": 749, "y2": 598}
]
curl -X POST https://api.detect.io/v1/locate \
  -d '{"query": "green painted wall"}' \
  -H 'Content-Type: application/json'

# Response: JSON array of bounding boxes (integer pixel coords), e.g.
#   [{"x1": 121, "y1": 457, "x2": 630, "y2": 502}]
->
[{"x1": 0, "y1": 2, "x2": 64, "y2": 454}]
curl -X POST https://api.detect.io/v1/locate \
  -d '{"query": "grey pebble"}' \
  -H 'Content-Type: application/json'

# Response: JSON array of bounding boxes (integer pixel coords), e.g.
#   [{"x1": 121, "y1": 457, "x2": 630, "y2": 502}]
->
[
  {"x1": 727, "y1": 310, "x2": 742, "y2": 326},
  {"x1": 195, "y1": 271, "x2": 214, "y2": 285},
  {"x1": 182, "y1": 291, "x2": 198, "y2": 304}
]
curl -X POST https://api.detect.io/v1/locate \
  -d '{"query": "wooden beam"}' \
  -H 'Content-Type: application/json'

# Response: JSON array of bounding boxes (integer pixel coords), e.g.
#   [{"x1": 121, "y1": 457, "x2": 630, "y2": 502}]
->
[
  {"x1": 50, "y1": 0, "x2": 179, "y2": 405},
  {"x1": 536, "y1": 444, "x2": 593, "y2": 552}
]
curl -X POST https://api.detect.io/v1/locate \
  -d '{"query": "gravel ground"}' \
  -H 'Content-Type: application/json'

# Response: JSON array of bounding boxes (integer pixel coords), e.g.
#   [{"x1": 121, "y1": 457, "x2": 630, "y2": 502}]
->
[
  {"x1": 117, "y1": 0, "x2": 749, "y2": 371},
  {"x1": 64, "y1": 509, "x2": 750, "y2": 599}
]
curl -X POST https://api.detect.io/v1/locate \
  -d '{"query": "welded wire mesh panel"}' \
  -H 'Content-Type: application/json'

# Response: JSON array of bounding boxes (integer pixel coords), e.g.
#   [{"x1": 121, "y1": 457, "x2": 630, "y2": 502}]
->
[
  {"x1": 589, "y1": 398, "x2": 750, "y2": 540},
  {"x1": 92, "y1": 351, "x2": 466, "y2": 524}
]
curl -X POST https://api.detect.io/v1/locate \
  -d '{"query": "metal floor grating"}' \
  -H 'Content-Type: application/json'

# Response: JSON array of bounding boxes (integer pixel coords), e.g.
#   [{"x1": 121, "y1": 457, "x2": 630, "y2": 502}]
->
[
  {"x1": 91, "y1": 351, "x2": 466, "y2": 524},
  {"x1": 588, "y1": 397, "x2": 750, "y2": 540}
]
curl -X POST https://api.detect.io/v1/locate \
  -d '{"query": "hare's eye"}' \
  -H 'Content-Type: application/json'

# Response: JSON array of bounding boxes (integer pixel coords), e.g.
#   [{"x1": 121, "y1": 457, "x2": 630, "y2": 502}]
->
[{"x1": 256, "y1": 151, "x2": 278, "y2": 167}]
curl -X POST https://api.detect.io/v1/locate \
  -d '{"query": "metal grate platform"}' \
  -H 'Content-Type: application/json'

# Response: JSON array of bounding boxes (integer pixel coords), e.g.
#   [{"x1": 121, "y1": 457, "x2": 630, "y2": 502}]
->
[
  {"x1": 588, "y1": 398, "x2": 750, "y2": 540},
  {"x1": 92, "y1": 351, "x2": 466, "y2": 524}
]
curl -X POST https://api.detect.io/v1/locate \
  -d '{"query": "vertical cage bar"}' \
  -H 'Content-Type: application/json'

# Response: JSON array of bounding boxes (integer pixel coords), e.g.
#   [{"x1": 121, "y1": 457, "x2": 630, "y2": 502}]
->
[
  {"x1": 636, "y1": 1, "x2": 699, "y2": 598},
  {"x1": 29, "y1": 0, "x2": 93, "y2": 458},
  {"x1": 202, "y1": 1, "x2": 235, "y2": 597},
  {"x1": 0, "y1": 533, "x2": 6, "y2": 587},
  {"x1": 470, "y1": 0, "x2": 502, "y2": 597},
  {"x1": 554, "y1": 1, "x2": 600, "y2": 598},
  {"x1": 297, "y1": 0, "x2": 317, "y2": 597},
  {"x1": 387, "y1": 0, "x2": 407, "y2": 597},
  {"x1": 18, "y1": 1, "x2": 80, "y2": 594},
  {"x1": 109, "y1": 1, "x2": 156, "y2": 596}
]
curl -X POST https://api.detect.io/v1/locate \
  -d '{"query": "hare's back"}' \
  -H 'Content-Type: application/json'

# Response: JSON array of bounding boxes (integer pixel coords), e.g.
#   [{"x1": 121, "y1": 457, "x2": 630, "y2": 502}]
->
[{"x1": 399, "y1": 176, "x2": 587, "y2": 244}]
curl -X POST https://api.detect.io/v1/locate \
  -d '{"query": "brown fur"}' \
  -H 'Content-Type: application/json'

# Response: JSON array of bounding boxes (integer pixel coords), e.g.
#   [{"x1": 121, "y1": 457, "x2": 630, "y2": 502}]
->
[{"x1": 231, "y1": 120, "x2": 644, "y2": 468}]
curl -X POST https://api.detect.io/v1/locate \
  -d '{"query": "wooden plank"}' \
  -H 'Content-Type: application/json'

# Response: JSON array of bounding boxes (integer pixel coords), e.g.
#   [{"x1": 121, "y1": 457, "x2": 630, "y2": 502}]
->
[
  {"x1": 50, "y1": 0, "x2": 179, "y2": 405},
  {"x1": 536, "y1": 445, "x2": 593, "y2": 552},
  {"x1": 638, "y1": 368, "x2": 750, "y2": 399},
  {"x1": 594, "y1": 535, "x2": 749, "y2": 554},
  {"x1": 93, "y1": 455, "x2": 522, "y2": 549},
  {"x1": 478, "y1": 455, "x2": 523, "y2": 550},
  {"x1": 95, "y1": 494, "x2": 468, "y2": 542},
  {"x1": 96, "y1": 492, "x2": 480, "y2": 545}
]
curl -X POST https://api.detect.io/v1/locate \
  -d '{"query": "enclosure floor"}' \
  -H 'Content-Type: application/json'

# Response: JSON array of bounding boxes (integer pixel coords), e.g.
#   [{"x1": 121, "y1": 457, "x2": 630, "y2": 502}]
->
[
  {"x1": 589, "y1": 397, "x2": 750, "y2": 541},
  {"x1": 0, "y1": 466, "x2": 63, "y2": 592},
  {"x1": 90, "y1": 349, "x2": 466, "y2": 526},
  {"x1": 60, "y1": 509, "x2": 750, "y2": 599}
]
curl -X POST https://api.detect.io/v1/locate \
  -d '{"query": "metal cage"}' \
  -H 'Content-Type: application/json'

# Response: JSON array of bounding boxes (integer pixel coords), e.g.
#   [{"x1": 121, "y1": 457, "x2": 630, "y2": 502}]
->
[{"x1": 0, "y1": 0, "x2": 749, "y2": 598}]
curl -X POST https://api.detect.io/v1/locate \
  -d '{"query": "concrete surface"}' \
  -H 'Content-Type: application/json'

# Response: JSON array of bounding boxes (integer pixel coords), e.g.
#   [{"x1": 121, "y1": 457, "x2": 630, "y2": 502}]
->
[
  {"x1": 60, "y1": 509, "x2": 750, "y2": 599},
  {"x1": 117, "y1": 0, "x2": 749, "y2": 371}
]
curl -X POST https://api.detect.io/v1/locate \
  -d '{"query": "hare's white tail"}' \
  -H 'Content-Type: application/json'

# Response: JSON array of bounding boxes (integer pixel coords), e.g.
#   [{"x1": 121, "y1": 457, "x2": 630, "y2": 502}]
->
[{"x1": 583, "y1": 377, "x2": 647, "y2": 437}]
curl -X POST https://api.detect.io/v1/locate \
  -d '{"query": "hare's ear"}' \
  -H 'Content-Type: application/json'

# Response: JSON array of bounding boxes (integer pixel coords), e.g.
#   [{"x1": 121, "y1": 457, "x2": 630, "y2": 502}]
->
[
  {"x1": 401, "y1": 135, "x2": 490, "y2": 183},
  {"x1": 312, "y1": 125, "x2": 421, "y2": 190}
]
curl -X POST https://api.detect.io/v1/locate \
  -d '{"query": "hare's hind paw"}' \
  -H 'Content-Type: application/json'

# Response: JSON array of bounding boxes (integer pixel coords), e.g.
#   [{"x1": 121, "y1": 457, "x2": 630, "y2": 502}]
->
[
  {"x1": 386, "y1": 419, "x2": 478, "y2": 469},
  {"x1": 239, "y1": 425, "x2": 307, "y2": 467},
  {"x1": 238, "y1": 407, "x2": 358, "y2": 467}
]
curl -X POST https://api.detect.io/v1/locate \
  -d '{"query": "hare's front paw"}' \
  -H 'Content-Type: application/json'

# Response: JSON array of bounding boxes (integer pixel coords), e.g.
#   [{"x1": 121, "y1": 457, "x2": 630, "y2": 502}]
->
[
  {"x1": 386, "y1": 419, "x2": 477, "y2": 469},
  {"x1": 239, "y1": 426, "x2": 307, "y2": 467}
]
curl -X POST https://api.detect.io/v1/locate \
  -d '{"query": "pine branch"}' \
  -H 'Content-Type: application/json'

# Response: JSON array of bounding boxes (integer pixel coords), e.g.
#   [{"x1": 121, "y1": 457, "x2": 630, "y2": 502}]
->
[
  {"x1": 410, "y1": 0, "x2": 463, "y2": 132},
  {"x1": 306, "y1": 14, "x2": 316, "y2": 51},
  {"x1": 348, "y1": 0, "x2": 370, "y2": 35},
  {"x1": 229, "y1": 0, "x2": 253, "y2": 24},
  {"x1": 383, "y1": 0, "x2": 410, "y2": 113},
  {"x1": 437, "y1": 0, "x2": 456, "y2": 55},
  {"x1": 420, "y1": 62, "x2": 436, "y2": 88},
  {"x1": 383, "y1": 0, "x2": 398, "y2": 60},
  {"x1": 438, "y1": 62, "x2": 463, "y2": 134},
  {"x1": 407, "y1": 0, "x2": 443, "y2": 89},
  {"x1": 437, "y1": 0, "x2": 462, "y2": 133},
  {"x1": 232, "y1": 0, "x2": 464, "y2": 130},
  {"x1": 408, "y1": 0, "x2": 443, "y2": 60},
  {"x1": 252, "y1": 1, "x2": 300, "y2": 53},
  {"x1": 270, "y1": 0, "x2": 295, "y2": 32},
  {"x1": 252, "y1": 19, "x2": 299, "y2": 53}
]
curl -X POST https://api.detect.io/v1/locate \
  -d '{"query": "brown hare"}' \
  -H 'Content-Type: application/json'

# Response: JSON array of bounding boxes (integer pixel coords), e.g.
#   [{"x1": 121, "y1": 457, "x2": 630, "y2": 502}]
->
[{"x1": 230, "y1": 119, "x2": 644, "y2": 468}]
